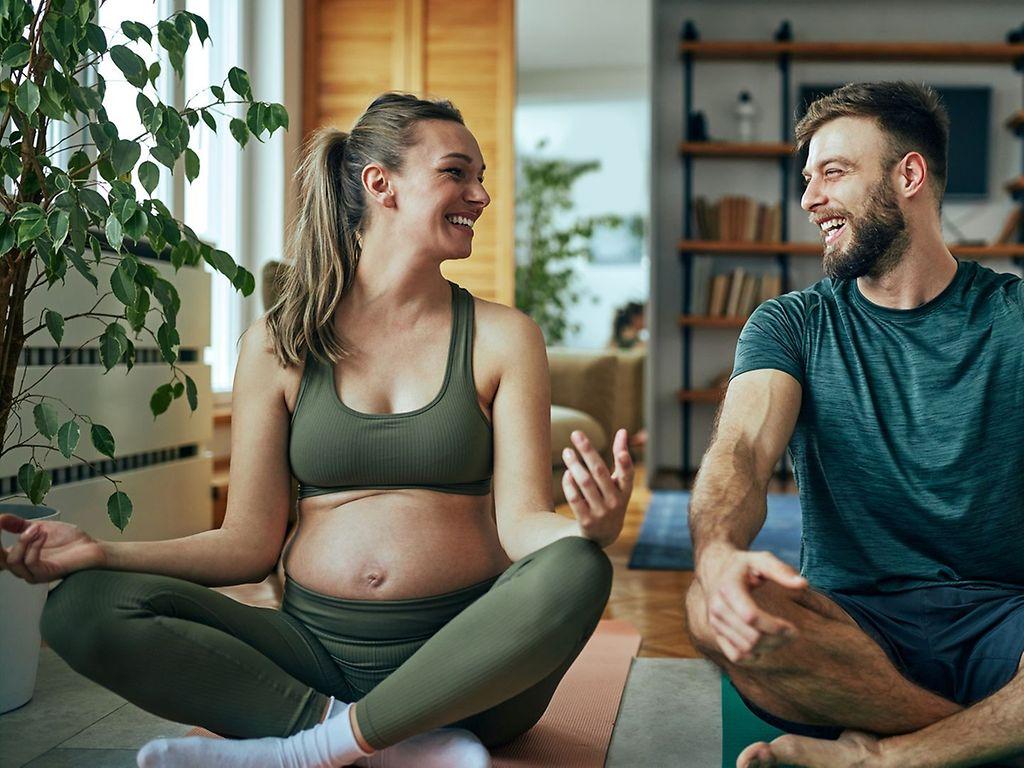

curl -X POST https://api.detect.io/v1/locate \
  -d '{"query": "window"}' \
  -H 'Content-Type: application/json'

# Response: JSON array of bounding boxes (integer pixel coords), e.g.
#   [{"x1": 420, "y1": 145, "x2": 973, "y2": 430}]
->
[
  {"x1": 185, "y1": 0, "x2": 243, "y2": 393},
  {"x1": 97, "y1": 0, "x2": 246, "y2": 393}
]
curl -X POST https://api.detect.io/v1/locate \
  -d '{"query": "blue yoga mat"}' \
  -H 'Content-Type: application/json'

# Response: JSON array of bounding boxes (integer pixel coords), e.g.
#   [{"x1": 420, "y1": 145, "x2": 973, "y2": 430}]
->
[{"x1": 628, "y1": 491, "x2": 802, "y2": 570}]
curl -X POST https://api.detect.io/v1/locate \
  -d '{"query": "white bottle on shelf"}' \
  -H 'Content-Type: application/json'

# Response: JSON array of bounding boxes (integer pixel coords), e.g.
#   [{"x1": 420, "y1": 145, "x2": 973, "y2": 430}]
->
[{"x1": 734, "y1": 90, "x2": 759, "y2": 143}]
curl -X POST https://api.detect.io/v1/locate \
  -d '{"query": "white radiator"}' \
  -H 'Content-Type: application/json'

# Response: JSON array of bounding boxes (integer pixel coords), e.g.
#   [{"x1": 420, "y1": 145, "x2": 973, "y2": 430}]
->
[{"x1": 7, "y1": 251, "x2": 214, "y2": 540}]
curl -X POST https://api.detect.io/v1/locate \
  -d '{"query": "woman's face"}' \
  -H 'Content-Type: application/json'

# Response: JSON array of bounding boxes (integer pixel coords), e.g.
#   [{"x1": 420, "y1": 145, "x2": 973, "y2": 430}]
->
[{"x1": 388, "y1": 120, "x2": 490, "y2": 261}]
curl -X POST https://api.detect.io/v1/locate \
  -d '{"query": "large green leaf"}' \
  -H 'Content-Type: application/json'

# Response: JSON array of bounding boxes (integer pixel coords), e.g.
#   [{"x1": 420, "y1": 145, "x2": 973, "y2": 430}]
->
[
  {"x1": 107, "y1": 491, "x2": 133, "y2": 531},
  {"x1": 45, "y1": 309, "x2": 64, "y2": 345},
  {"x1": 1, "y1": 41, "x2": 30, "y2": 68},
  {"x1": 85, "y1": 23, "x2": 107, "y2": 54},
  {"x1": 110, "y1": 139, "x2": 141, "y2": 175},
  {"x1": 27, "y1": 466, "x2": 50, "y2": 506},
  {"x1": 150, "y1": 144, "x2": 176, "y2": 169},
  {"x1": 157, "y1": 322, "x2": 178, "y2": 364},
  {"x1": 246, "y1": 102, "x2": 266, "y2": 140},
  {"x1": 15, "y1": 80, "x2": 39, "y2": 115},
  {"x1": 207, "y1": 249, "x2": 237, "y2": 280},
  {"x1": 57, "y1": 420, "x2": 80, "y2": 459},
  {"x1": 90, "y1": 423, "x2": 116, "y2": 459},
  {"x1": 17, "y1": 463, "x2": 35, "y2": 498},
  {"x1": 185, "y1": 373, "x2": 198, "y2": 411},
  {"x1": 78, "y1": 188, "x2": 109, "y2": 218},
  {"x1": 138, "y1": 160, "x2": 159, "y2": 194},
  {"x1": 33, "y1": 402, "x2": 59, "y2": 439},
  {"x1": 66, "y1": 246, "x2": 97, "y2": 289},
  {"x1": 231, "y1": 266, "x2": 255, "y2": 297},
  {"x1": 149, "y1": 382, "x2": 174, "y2": 417},
  {"x1": 110, "y1": 259, "x2": 137, "y2": 306},
  {"x1": 109, "y1": 44, "x2": 148, "y2": 89},
  {"x1": 184, "y1": 148, "x2": 199, "y2": 182},
  {"x1": 105, "y1": 214, "x2": 123, "y2": 251},
  {"x1": 267, "y1": 103, "x2": 289, "y2": 133},
  {"x1": 229, "y1": 118, "x2": 248, "y2": 148},
  {"x1": 120, "y1": 20, "x2": 152, "y2": 46},
  {"x1": 186, "y1": 11, "x2": 209, "y2": 44},
  {"x1": 227, "y1": 66, "x2": 252, "y2": 100},
  {"x1": 99, "y1": 323, "x2": 128, "y2": 371},
  {"x1": 200, "y1": 108, "x2": 216, "y2": 133}
]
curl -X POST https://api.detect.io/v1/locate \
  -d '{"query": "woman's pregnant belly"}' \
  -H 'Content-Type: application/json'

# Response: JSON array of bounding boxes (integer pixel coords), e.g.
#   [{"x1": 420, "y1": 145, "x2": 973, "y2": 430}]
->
[{"x1": 283, "y1": 488, "x2": 511, "y2": 600}]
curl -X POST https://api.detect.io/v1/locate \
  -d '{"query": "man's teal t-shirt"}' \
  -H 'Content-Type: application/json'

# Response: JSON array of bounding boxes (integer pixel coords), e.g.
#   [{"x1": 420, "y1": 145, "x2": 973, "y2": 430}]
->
[{"x1": 732, "y1": 259, "x2": 1024, "y2": 593}]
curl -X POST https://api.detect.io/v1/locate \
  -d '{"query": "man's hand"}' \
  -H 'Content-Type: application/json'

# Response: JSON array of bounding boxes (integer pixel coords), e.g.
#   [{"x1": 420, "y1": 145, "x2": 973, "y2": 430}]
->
[
  {"x1": 561, "y1": 428, "x2": 634, "y2": 547},
  {"x1": 0, "y1": 514, "x2": 106, "y2": 583},
  {"x1": 699, "y1": 545, "x2": 807, "y2": 663}
]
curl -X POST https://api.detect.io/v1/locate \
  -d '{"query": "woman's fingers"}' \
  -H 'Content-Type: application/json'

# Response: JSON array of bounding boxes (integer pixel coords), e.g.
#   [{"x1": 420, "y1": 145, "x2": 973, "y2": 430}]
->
[
  {"x1": 611, "y1": 429, "x2": 635, "y2": 493},
  {"x1": 4, "y1": 527, "x2": 38, "y2": 580},
  {"x1": 562, "y1": 446, "x2": 606, "y2": 511},
  {"x1": 24, "y1": 529, "x2": 45, "y2": 578},
  {"x1": 569, "y1": 431, "x2": 618, "y2": 504},
  {"x1": 561, "y1": 469, "x2": 592, "y2": 528}
]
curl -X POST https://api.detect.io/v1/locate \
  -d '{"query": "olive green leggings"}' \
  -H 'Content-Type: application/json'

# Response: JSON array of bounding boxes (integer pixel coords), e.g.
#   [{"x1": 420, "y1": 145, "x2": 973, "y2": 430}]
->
[{"x1": 40, "y1": 536, "x2": 611, "y2": 749}]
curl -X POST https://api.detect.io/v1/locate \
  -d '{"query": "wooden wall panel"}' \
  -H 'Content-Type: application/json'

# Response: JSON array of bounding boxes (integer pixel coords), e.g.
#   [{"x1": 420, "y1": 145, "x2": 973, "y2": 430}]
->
[{"x1": 302, "y1": 0, "x2": 515, "y2": 305}]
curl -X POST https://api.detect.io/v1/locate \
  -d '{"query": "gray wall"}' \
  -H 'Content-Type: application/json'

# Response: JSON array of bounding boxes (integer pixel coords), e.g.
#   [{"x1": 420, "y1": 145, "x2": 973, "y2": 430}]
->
[{"x1": 650, "y1": 0, "x2": 1024, "y2": 476}]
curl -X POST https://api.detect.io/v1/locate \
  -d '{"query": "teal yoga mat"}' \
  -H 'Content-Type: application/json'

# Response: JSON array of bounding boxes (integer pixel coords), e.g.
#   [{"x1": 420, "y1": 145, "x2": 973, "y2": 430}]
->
[{"x1": 720, "y1": 674, "x2": 789, "y2": 768}]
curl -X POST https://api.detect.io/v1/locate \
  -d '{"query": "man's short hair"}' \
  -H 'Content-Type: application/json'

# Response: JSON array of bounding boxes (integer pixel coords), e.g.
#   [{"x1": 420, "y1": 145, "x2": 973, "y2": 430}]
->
[{"x1": 794, "y1": 81, "x2": 950, "y2": 205}]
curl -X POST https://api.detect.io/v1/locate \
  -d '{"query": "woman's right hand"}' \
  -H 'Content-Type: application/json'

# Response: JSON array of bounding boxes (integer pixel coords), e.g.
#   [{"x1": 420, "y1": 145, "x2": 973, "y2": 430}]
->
[{"x1": 0, "y1": 514, "x2": 106, "y2": 583}]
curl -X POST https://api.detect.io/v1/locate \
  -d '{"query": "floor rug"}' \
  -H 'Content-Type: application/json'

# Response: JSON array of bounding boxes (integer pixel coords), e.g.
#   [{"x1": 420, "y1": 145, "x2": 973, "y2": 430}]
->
[
  {"x1": 628, "y1": 491, "x2": 802, "y2": 570},
  {"x1": 188, "y1": 620, "x2": 641, "y2": 768}
]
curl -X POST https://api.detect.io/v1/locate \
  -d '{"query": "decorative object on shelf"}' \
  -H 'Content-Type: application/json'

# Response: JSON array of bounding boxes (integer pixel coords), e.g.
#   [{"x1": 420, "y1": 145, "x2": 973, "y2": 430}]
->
[
  {"x1": 515, "y1": 142, "x2": 625, "y2": 344},
  {"x1": 686, "y1": 110, "x2": 709, "y2": 141},
  {"x1": 734, "y1": 91, "x2": 760, "y2": 142}
]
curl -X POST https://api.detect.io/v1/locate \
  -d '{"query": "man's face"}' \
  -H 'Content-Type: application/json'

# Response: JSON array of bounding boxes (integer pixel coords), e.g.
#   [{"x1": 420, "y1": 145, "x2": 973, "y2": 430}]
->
[{"x1": 801, "y1": 117, "x2": 909, "y2": 280}]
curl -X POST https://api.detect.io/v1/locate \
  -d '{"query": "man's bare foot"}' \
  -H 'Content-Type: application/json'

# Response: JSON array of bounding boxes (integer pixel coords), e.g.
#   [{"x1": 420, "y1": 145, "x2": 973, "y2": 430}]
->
[{"x1": 737, "y1": 729, "x2": 885, "y2": 768}]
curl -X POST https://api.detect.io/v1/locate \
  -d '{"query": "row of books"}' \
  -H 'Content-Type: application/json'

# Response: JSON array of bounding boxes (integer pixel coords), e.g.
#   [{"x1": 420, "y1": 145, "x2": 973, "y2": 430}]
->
[
  {"x1": 690, "y1": 262, "x2": 784, "y2": 318},
  {"x1": 693, "y1": 196, "x2": 783, "y2": 242}
]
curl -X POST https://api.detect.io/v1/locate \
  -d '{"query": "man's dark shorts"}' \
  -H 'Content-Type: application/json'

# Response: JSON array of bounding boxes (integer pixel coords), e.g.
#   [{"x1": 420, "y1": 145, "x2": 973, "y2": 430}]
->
[{"x1": 737, "y1": 582, "x2": 1024, "y2": 739}]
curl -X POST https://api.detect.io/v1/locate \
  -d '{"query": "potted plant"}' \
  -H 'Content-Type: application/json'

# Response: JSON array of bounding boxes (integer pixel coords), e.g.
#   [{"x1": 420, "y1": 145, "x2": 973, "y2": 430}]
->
[
  {"x1": 514, "y1": 141, "x2": 624, "y2": 345},
  {"x1": 0, "y1": 0, "x2": 287, "y2": 713}
]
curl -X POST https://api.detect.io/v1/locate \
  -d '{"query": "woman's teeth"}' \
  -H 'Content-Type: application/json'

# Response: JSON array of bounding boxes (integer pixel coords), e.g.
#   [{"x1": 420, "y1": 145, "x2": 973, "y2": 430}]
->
[{"x1": 445, "y1": 215, "x2": 474, "y2": 229}]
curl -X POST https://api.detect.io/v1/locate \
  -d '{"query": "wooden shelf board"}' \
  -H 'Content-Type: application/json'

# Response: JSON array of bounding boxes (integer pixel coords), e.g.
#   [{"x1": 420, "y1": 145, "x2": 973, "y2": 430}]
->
[
  {"x1": 678, "y1": 41, "x2": 1024, "y2": 63},
  {"x1": 678, "y1": 240, "x2": 821, "y2": 255},
  {"x1": 679, "y1": 141, "x2": 795, "y2": 158},
  {"x1": 678, "y1": 315, "x2": 748, "y2": 328},
  {"x1": 678, "y1": 388, "x2": 726, "y2": 404},
  {"x1": 678, "y1": 240, "x2": 1024, "y2": 259}
]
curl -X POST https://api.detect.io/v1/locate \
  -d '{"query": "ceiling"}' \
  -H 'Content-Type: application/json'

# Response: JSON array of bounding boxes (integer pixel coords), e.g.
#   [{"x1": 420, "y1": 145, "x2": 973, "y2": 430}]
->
[{"x1": 516, "y1": 0, "x2": 651, "y2": 72}]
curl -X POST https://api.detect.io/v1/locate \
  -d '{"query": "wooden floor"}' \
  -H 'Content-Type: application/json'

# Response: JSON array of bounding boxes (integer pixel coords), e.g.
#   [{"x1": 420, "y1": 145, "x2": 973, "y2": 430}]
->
[{"x1": 219, "y1": 465, "x2": 704, "y2": 659}]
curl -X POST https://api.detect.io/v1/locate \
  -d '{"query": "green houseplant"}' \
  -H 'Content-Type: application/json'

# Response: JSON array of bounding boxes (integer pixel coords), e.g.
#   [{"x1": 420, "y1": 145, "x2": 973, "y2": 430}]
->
[
  {"x1": 0, "y1": 0, "x2": 286, "y2": 529},
  {"x1": 515, "y1": 143, "x2": 623, "y2": 345}
]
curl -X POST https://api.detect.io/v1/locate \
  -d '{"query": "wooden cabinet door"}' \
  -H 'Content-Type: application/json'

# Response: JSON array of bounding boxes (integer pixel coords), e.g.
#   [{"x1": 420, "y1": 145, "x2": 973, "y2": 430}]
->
[{"x1": 303, "y1": 0, "x2": 515, "y2": 305}]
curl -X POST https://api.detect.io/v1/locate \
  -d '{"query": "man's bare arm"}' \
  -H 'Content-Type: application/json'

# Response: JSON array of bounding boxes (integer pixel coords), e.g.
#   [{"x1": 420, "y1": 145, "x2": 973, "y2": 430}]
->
[
  {"x1": 690, "y1": 368, "x2": 802, "y2": 573},
  {"x1": 688, "y1": 368, "x2": 808, "y2": 661}
]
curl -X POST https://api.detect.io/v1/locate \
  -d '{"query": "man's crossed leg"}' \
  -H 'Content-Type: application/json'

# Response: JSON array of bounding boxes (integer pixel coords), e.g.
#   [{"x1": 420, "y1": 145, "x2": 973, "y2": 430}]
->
[{"x1": 686, "y1": 580, "x2": 1024, "y2": 767}]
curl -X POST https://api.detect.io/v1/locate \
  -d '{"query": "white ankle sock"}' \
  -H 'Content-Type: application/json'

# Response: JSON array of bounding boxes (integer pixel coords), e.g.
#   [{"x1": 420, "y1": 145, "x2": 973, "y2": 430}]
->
[
  {"x1": 136, "y1": 698, "x2": 369, "y2": 768},
  {"x1": 353, "y1": 728, "x2": 491, "y2": 768}
]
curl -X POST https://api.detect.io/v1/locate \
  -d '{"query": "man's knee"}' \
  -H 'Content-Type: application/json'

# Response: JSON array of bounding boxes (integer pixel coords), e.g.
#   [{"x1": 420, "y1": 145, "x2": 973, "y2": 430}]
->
[{"x1": 685, "y1": 579, "x2": 813, "y2": 671}]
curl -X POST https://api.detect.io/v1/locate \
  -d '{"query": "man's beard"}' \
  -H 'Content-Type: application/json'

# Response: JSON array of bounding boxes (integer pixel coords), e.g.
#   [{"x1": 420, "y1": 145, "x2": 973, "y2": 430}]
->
[{"x1": 822, "y1": 179, "x2": 909, "y2": 281}]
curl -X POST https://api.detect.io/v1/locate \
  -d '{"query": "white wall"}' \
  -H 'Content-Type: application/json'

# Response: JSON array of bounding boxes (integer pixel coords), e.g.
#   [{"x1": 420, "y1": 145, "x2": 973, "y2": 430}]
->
[
  {"x1": 516, "y1": 66, "x2": 650, "y2": 348},
  {"x1": 650, "y1": 0, "x2": 1024, "y2": 475}
]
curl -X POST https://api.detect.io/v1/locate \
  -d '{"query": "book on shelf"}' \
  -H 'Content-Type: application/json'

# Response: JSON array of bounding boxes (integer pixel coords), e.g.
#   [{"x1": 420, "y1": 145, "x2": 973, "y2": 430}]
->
[
  {"x1": 693, "y1": 195, "x2": 782, "y2": 242},
  {"x1": 695, "y1": 268, "x2": 785, "y2": 319}
]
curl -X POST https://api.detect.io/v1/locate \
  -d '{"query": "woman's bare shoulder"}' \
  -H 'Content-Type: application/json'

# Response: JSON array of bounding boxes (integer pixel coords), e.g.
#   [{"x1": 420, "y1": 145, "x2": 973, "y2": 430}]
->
[
  {"x1": 471, "y1": 296, "x2": 545, "y2": 354},
  {"x1": 235, "y1": 317, "x2": 306, "y2": 411}
]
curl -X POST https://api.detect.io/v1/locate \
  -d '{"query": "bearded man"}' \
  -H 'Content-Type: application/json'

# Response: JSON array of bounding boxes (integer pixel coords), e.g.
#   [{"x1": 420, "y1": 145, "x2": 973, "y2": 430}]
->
[{"x1": 685, "y1": 81, "x2": 1024, "y2": 767}]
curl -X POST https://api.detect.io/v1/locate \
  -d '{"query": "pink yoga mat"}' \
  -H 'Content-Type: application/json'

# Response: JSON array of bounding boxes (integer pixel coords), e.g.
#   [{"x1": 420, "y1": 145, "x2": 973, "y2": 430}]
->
[{"x1": 188, "y1": 619, "x2": 641, "y2": 767}]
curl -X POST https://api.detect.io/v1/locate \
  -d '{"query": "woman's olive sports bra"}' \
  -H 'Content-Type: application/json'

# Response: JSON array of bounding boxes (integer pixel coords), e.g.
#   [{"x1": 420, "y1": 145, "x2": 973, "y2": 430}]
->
[{"x1": 288, "y1": 282, "x2": 493, "y2": 499}]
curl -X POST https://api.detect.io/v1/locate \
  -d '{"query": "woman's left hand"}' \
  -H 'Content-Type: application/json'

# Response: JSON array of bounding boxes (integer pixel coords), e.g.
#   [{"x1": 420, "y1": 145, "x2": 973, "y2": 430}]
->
[{"x1": 561, "y1": 428, "x2": 635, "y2": 547}]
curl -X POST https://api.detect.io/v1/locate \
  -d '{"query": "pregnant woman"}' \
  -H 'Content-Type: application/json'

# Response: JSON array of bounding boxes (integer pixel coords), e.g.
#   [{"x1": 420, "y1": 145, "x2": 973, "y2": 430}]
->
[{"x1": 0, "y1": 92, "x2": 634, "y2": 768}]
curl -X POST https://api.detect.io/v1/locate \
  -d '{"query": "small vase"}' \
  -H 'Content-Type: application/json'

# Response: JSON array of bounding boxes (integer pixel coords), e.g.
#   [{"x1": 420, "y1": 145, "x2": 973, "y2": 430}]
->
[{"x1": 0, "y1": 503, "x2": 61, "y2": 713}]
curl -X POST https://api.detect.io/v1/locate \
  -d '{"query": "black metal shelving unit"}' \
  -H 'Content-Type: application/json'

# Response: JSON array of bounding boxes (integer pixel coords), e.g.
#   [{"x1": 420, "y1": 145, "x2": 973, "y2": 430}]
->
[{"x1": 676, "y1": 20, "x2": 1024, "y2": 480}]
